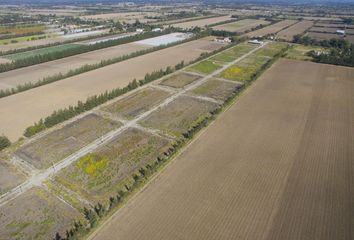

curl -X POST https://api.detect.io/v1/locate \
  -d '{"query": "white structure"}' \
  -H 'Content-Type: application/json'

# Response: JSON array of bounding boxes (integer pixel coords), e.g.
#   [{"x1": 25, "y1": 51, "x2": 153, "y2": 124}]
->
[
  {"x1": 152, "y1": 28, "x2": 162, "y2": 32},
  {"x1": 248, "y1": 39, "x2": 263, "y2": 45},
  {"x1": 136, "y1": 28, "x2": 144, "y2": 33},
  {"x1": 214, "y1": 37, "x2": 232, "y2": 43},
  {"x1": 336, "y1": 30, "x2": 345, "y2": 35}
]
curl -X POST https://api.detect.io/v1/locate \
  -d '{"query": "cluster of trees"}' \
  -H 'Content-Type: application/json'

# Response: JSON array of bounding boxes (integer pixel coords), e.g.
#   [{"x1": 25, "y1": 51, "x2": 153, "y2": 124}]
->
[
  {"x1": 0, "y1": 30, "x2": 174, "y2": 73},
  {"x1": 0, "y1": 135, "x2": 10, "y2": 151},
  {"x1": 293, "y1": 35, "x2": 354, "y2": 67}
]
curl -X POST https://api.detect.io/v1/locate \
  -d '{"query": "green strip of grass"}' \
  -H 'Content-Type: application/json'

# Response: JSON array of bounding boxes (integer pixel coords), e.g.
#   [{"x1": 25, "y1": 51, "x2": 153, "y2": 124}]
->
[
  {"x1": 187, "y1": 60, "x2": 222, "y2": 75},
  {"x1": 4, "y1": 43, "x2": 84, "y2": 61}
]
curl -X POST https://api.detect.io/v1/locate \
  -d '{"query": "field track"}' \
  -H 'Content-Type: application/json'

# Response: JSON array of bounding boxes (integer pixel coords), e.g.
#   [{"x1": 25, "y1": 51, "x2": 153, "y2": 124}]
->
[{"x1": 89, "y1": 59, "x2": 354, "y2": 240}]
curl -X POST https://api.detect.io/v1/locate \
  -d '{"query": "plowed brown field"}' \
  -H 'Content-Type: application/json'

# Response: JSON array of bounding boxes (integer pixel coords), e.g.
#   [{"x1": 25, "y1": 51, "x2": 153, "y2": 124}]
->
[{"x1": 89, "y1": 59, "x2": 354, "y2": 240}]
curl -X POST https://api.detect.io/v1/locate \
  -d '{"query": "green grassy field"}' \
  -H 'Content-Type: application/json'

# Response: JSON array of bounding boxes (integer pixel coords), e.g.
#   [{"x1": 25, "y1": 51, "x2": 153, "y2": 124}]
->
[
  {"x1": 187, "y1": 60, "x2": 222, "y2": 75},
  {"x1": 210, "y1": 43, "x2": 257, "y2": 63},
  {"x1": 285, "y1": 44, "x2": 325, "y2": 61},
  {"x1": 4, "y1": 43, "x2": 83, "y2": 61}
]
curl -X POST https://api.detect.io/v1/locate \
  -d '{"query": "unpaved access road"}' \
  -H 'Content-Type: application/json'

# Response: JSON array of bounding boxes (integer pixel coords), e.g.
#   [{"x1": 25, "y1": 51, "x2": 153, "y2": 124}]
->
[
  {"x1": 90, "y1": 59, "x2": 354, "y2": 240},
  {"x1": 0, "y1": 37, "x2": 224, "y2": 141}
]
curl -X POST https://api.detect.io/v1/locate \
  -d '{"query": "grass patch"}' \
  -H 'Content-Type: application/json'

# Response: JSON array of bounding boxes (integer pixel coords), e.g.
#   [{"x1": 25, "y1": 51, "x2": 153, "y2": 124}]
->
[
  {"x1": 187, "y1": 60, "x2": 221, "y2": 75},
  {"x1": 4, "y1": 43, "x2": 83, "y2": 61},
  {"x1": 285, "y1": 44, "x2": 325, "y2": 61}
]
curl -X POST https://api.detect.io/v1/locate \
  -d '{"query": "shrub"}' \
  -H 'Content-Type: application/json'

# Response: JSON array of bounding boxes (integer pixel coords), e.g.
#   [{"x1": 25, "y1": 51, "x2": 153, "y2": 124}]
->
[{"x1": 0, "y1": 135, "x2": 11, "y2": 151}]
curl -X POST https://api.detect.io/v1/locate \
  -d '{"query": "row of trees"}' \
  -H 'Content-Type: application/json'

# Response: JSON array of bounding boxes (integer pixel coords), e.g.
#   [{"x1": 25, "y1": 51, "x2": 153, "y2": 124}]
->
[
  {"x1": 0, "y1": 29, "x2": 175, "y2": 73},
  {"x1": 53, "y1": 41, "x2": 288, "y2": 240},
  {"x1": 293, "y1": 35, "x2": 354, "y2": 67}
]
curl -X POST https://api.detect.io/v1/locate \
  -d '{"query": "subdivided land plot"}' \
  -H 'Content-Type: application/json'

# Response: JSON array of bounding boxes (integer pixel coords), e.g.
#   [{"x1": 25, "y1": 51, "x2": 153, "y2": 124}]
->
[
  {"x1": 209, "y1": 43, "x2": 257, "y2": 64},
  {"x1": 0, "y1": 187, "x2": 80, "y2": 240},
  {"x1": 159, "y1": 72, "x2": 201, "y2": 89},
  {"x1": 189, "y1": 78, "x2": 243, "y2": 102},
  {"x1": 139, "y1": 95, "x2": 219, "y2": 138},
  {"x1": 0, "y1": 156, "x2": 26, "y2": 195},
  {"x1": 55, "y1": 128, "x2": 171, "y2": 203},
  {"x1": 101, "y1": 87, "x2": 170, "y2": 120},
  {"x1": 15, "y1": 113, "x2": 121, "y2": 170}
]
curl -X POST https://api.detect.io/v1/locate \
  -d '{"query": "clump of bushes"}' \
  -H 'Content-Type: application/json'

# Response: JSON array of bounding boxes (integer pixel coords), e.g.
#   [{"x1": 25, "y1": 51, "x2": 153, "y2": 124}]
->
[{"x1": 0, "y1": 135, "x2": 10, "y2": 151}]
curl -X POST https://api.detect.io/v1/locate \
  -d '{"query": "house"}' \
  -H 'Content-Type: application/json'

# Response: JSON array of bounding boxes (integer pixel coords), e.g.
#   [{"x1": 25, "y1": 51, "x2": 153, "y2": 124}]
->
[
  {"x1": 214, "y1": 37, "x2": 232, "y2": 43},
  {"x1": 152, "y1": 28, "x2": 162, "y2": 32},
  {"x1": 336, "y1": 30, "x2": 345, "y2": 35},
  {"x1": 248, "y1": 39, "x2": 263, "y2": 45},
  {"x1": 136, "y1": 28, "x2": 144, "y2": 33}
]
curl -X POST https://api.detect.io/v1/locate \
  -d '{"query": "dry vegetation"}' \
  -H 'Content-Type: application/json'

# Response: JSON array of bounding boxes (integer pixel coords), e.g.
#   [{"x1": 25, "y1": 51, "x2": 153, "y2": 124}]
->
[
  {"x1": 189, "y1": 78, "x2": 242, "y2": 102},
  {"x1": 159, "y1": 72, "x2": 201, "y2": 88},
  {"x1": 139, "y1": 95, "x2": 219, "y2": 137},
  {"x1": 90, "y1": 59, "x2": 354, "y2": 240},
  {"x1": 15, "y1": 114, "x2": 121, "y2": 169},
  {"x1": 0, "y1": 187, "x2": 80, "y2": 240},
  {"x1": 55, "y1": 128, "x2": 171, "y2": 202},
  {"x1": 101, "y1": 88, "x2": 170, "y2": 120}
]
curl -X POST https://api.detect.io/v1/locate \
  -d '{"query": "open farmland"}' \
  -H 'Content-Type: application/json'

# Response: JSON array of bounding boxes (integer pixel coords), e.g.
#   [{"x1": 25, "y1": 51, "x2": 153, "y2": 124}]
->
[
  {"x1": 171, "y1": 15, "x2": 232, "y2": 28},
  {"x1": 159, "y1": 72, "x2": 201, "y2": 88},
  {"x1": 81, "y1": 12, "x2": 160, "y2": 23},
  {"x1": 0, "y1": 42, "x2": 149, "y2": 91},
  {"x1": 55, "y1": 128, "x2": 171, "y2": 203},
  {"x1": 246, "y1": 20, "x2": 298, "y2": 37},
  {"x1": 212, "y1": 19, "x2": 270, "y2": 33},
  {"x1": 101, "y1": 87, "x2": 171, "y2": 120},
  {"x1": 219, "y1": 42, "x2": 288, "y2": 82},
  {"x1": 0, "y1": 37, "x2": 226, "y2": 141},
  {"x1": 187, "y1": 60, "x2": 222, "y2": 75},
  {"x1": 139, "y1": 95, "x2": 219, "y2": 137},
  {"x1": 209, "y1": 43, "x2": 257, "y2": 63},
  {"x1": 0, "y1": 187, "x2": 80, "y2": 239},
  {"x1": 306, "y1": 31, "x2": 343, "y2": 41},
  {"x1": 277, "y1": 20, "x2": 314, "y2": 41},
  {"x1": 15, "y1": 113, "x2": 121, "y2": 169},
  {"x1": 89, "y1": 59, "x2": 354, "y2": 240},
  {"x1": 285, "y1": 44, "x2": 325, "y2": 61}
]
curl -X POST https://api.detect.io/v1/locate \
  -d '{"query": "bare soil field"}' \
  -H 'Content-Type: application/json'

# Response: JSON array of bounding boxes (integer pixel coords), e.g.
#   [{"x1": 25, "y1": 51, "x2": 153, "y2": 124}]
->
[
  {"x1": 189, "y1": 78, "x2": 242, "y2": 102},
  {"x1": 277, "y1": 20, "x2": 314, "y2": 41},
  {"x1": 309, "y1": 27, "x2": 354, "y2": 35},
  {"x1": 159, "y1": 72, "x2": 201, "y2": 88},
  {"x1": 0, "y1": 37, "x2": 225, "y2": 141},
  {"x1": 81, "y1": 12, "x2": 160, "y2": 23},
  {"x1": 306, "y1": 31, "x2": 343, "y2": 40},
  {"x1": 212, "y1": 19, "x2": 270, "y2": 33},
  {"x1": 0, "y1": 42, "x2": 149, "y2": 91},
  {"x1": 15, "y1": 113, "x2": 121, "y2": 169},
  {"x1": 139, "y1": 95, "x2": 219, "y2": 137},
  {"x1": 0, "y1": 187, "x2": 80, "y2": 240},
  {"x1": 246, "y1": 20, "x2": 298, "y2": 37},
  {"x1": 172, "y1": 16, "x2": 232, "y2": 28},
  {"x1": 0, "y1": 156, "x2": 26, "y2": 194},
  {"x1": 101, "y1": 88, "x2": 171, "y2": 120},
  {"x1": 55, "y1": 128, "x2": 171, "y2": 202},
  {"x1": 90, "y1": 59, "x2": 354, "y2": 240},
  {"x1": 314, "y1": 23, "x2": 354, "y2": 29}
]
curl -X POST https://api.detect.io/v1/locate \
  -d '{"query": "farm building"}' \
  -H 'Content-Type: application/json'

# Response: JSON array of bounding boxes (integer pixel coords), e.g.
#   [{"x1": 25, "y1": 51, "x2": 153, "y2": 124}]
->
[
  {"x1": 214, "y1": 37, "x2": 232, "y2": 43},
  {"x1": 336, "y1": 30, "x2": 345, "y2": 35},
  {"x1": 248, "y1": 39, "x2": 263, "y2": 44}
]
